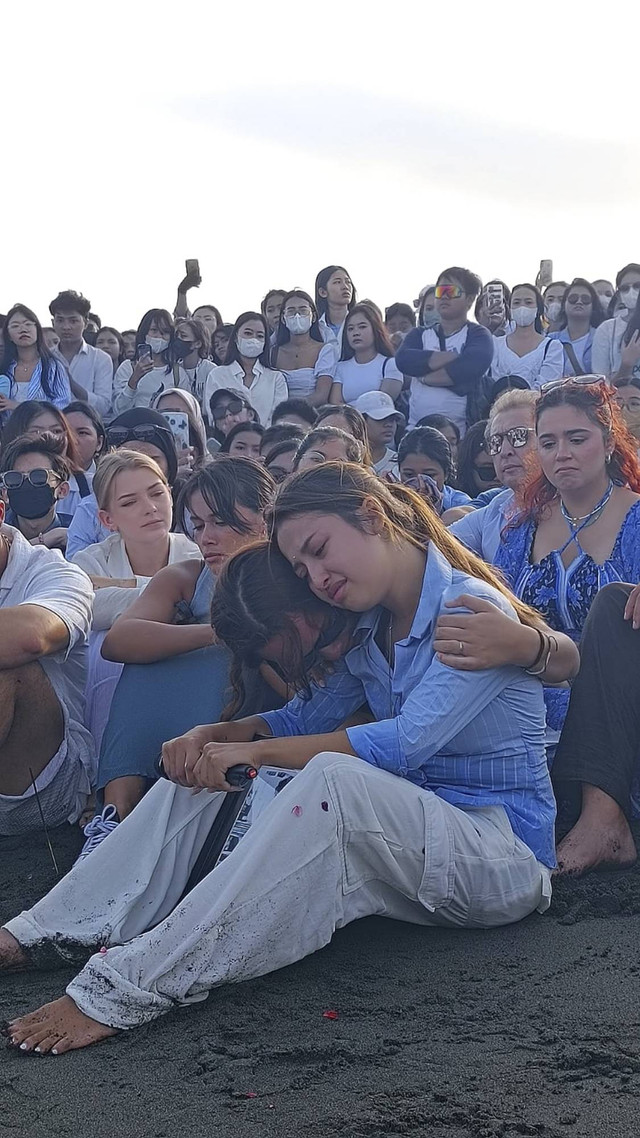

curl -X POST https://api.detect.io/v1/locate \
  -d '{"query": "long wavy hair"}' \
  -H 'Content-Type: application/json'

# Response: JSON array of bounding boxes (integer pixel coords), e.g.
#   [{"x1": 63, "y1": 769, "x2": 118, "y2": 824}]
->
[
  {"x1": 518, "y1": 380, "x2": 640, "y2": 522},
  {"x1": 269, "y1": 462, "x2": 542, "y2": 628}
]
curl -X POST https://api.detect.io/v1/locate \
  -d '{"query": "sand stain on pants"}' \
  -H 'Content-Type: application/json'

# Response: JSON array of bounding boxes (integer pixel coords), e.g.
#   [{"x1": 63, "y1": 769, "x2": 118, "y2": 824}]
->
[{"x1": 6, "y1": 753, "x2": 550, "y2": 1030}]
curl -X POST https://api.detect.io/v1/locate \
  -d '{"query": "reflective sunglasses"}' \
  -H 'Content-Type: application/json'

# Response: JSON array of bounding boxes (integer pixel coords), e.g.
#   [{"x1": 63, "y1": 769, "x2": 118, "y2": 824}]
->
[
  {"x1": 487, "y1": 426, "x2": 534, "y2": 456},
  {"x1": 106, "y1": 424, "x2": 172, "y2": 448},
  {"x1": 566, "y1": 293, "x2": 592, "y2": 306},
  {"x1": 435, "y1": 284, "x2": 463, "y2": 300},
  {"x1": 213, "y1": 398, "x2": 246, "y2": 421},
  {"x1": 1, "y1": 468, "x2": 55, "y2": 489},
  {"x1": 538, "y1": 374, "x2": 607, "y2": 396}
]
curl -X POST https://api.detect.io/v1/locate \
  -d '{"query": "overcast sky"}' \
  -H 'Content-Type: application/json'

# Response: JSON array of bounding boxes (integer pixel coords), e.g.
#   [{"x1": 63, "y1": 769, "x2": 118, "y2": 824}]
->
[{"x1": 4, "y1": 0, "x2": 638, "y2": 329}]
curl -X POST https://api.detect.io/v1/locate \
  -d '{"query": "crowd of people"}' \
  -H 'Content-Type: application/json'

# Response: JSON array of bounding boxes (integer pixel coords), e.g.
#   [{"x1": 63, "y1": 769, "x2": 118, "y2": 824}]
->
[{"x1": 1, "y1": 260, "x2": 640, "y2": 1058}]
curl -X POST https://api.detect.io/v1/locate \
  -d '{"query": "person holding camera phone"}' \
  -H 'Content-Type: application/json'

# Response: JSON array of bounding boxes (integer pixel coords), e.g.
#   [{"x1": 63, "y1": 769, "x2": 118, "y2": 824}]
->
[{"x1": 112, "y1": 309, "x2": 190, "y2": 415}]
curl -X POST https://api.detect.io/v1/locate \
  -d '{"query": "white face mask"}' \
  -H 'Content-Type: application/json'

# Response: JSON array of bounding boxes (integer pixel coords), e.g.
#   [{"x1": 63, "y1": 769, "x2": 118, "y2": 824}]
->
[
  {"x1": 146, "y1": 336, "x2": 170, "y2": 355},
  {"x1": 512, "y1": 306, "x2": 538, "y2": 328},
  {"x1": 285, "y1": 314, "x2": 312, "y2": 335},
  {"x1": 237, "y1": 337, "x2": 263, "y2": 358},
  {"x1": 545, "y1": 301, "x2": 562, "y2": 323},
  {"x1": 622, "y1": 287, "x2": 640, "y2": 312}
]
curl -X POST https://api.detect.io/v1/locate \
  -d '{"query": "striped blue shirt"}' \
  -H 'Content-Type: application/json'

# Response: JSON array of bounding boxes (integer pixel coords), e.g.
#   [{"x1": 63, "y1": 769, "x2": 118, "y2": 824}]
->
[
  {"x1": 261, "y1": 543, "x2": 556, "y2": 867},
  {"x1": 2, "y1": 358, "x2": 71, "y2": 410}
]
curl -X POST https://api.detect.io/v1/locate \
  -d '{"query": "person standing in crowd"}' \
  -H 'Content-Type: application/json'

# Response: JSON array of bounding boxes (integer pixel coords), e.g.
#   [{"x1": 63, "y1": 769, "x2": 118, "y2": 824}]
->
[
  {"x1": 0, "y1": 305, "x2": 71, "y2": 414},
  {"x1": 1, "y1": 402, "x2": 92, "y2": 518},
  {"x1": 592, "y1": 263, "x2": 640, "y2": 378},
  {"x1": 192, "y1": 305, "x2": 223, "y2": 336},
  {"x1": 112, "y1": 309, "x2": 188, "y2": 414},
  {"x1": 353, "y1": 391, "x2": 403, "y2": 476},
  {"x1": 204, "y1": 312, "x2": 287, "y2": 426},
  {"x1": 592, "y1": 279, "x2": 615, "y2": 315},
  {"x1": 491, "y1": 283, "x2": 564, "y2": 388},
  {"x1": 261, "y1": 290, "x2": 287, "y2": 337},
  {"x1": 272, "y1": 291, "x2": 338, "y2": 405},
  {"x1": 121, "y1": 330, "x2": 137, "y2": 361},
  {"x1": 548, "y1": 280, "x2": 604, "y2": 376},
  {"x1": 42, "y1": 327, "x2": 60, "y2": 354},
  {"x1": 171, "y1": 319, "x2": 215, "y2": 404},
  {"x1": 398, "y1": 427, "x2": 473, "y2": 510},
  {"x1": 384, "y1": 303, "x2": 416, "y2": 348},
  {"x1": 397, "y1": 267, "x2": 493, "y2": 434},
  {"x1": 271, "y1": 398, "x2": 318, "y2": 431},
  {"x1": 211, "y1": 324, "x2": 234, "y2": 365},
  {"x1": 0, "y1": 489, "x2": 94, "y2": 837},
  {"x1": 475, "y1": 280, "x2": 512, "y2": 337},
  {"x1": 0, "y1": 462, "x2": 558, "y2": 1052},
  {"x1": 95, "y1": 327, "x2": 125, "y2": 376},
  {"x1": 0, "y1": 436, "x2": 72, "y2": 550},
  {"x1": 315, "y1": 265, "x2": 356, "y2": 345},
  {"x1": 49, "y1": 291, "x2": 113, "y2": 417},
  {"x1": 64, "y1": 402, "x2": 108, "y2": 477},
  {"x1": 542, "y1": 282, "x2": 568, "y2": 333},
  {"x1": 417, "y1": 286, "x2": 440, "y2": 328},
  {"x1": 330, "y1": 304, "x2": 402, "y2": 406},
  {"x1": 611, "y1": 292, "x2": 640, "y2": 386}
]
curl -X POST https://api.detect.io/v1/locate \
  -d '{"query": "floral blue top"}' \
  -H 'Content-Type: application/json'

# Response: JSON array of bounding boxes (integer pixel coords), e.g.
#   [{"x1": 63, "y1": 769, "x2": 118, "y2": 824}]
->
[{"x1": 495, "y1": 500, "x2": 640, "y2": 730}]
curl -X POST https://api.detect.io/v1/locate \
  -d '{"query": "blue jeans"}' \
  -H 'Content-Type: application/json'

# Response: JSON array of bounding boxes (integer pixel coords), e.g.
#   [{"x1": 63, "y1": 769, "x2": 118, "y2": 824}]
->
[{"x1": 97, "y1": 645, "x2": 280, "y2": 792}]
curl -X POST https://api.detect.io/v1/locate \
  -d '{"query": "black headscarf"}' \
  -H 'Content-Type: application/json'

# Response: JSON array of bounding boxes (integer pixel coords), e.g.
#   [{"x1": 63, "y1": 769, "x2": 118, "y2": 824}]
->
[{"x1": 109, "y1": 407, "x2": 179, "y2": 485}]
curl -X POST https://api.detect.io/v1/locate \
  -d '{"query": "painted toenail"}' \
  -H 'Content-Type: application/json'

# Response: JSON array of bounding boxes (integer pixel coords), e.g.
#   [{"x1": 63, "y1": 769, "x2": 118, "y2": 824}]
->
[
  {"x1": 20, "y1": 1043, "x2": 28, "y2": 1050},
  {"x1": 51, "y1": 1048, "x2": 58, "y2": 1055}
]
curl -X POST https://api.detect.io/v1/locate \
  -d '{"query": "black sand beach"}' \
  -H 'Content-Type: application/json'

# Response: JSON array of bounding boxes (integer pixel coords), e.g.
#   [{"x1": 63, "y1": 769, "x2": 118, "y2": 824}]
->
[{"x1": 2, "y1": 823, "x2": 640, "y2": 1138}]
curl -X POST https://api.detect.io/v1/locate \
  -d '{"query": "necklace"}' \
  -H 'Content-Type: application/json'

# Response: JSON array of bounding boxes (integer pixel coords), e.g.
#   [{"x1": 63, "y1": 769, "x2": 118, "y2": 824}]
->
[{"x1": 560, "y1": 479, "x2": 614, "y2": 531}]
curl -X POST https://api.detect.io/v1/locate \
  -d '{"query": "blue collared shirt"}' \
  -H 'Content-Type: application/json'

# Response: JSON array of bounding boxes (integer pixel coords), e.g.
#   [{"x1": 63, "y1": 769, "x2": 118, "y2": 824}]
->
[
  {"x1": 261, "y1": 544, "x2": 556, "y2": 867},
  {"x1": 450, "y1": 488, "x2": 515, "y2": 563}
]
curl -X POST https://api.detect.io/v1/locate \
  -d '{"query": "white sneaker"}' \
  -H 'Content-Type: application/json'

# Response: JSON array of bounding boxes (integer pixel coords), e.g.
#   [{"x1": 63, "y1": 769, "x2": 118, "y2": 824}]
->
[{"x1": 76, "y1": 804, "x2": 120, "y2": 861}]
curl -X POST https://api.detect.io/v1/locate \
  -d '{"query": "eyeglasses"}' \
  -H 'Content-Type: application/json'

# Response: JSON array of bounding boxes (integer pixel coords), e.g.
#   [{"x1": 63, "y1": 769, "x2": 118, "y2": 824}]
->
[
  {"x1": 213, "y1": 398, "x2": 245, "y2": 421},
  {"x1": 7, "y1": 320, "x2": 36, "y2": 331},
  {"x1": 283, "y1": 306, "x2": 312, "y2": 317},
  {"x1": 106, "y1": 424, "x2": 172, "y2": 448},
  {"x1": 435, "y1": 285, "x2": 463, "y2": 300},
  {"x1": 538, "y1": 374, "x2": 607, "y2": 396},
  {"x1": 475, "y1": 464, "x2": 498, "y2": 483},
  {"x1": 486, "y1": 426, "x2": 534, "y2": 456},
  {"x1": 566, "y1": 294, "x2": 592, "y2": 306},
  {"x1": 1, "y1": 468, "x2": 56, "y2": 490}
]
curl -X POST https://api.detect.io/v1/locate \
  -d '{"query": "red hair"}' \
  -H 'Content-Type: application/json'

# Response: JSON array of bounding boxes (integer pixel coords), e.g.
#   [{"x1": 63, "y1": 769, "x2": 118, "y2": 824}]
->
[{"x1": 518, "y1": 380, "x2": 640, "y2": 521}]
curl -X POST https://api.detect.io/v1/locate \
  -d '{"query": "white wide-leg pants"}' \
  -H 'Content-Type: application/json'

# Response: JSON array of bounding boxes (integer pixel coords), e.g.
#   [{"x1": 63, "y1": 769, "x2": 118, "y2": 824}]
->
[{"x1": 5, "y1": 753, "x2": 551, "y2": 1030}]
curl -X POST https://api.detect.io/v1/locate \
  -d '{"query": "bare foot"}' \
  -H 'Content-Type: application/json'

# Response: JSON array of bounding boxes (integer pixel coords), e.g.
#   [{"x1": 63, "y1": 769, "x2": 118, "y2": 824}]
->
[
  {"x1": 7, "y1": 995, "x2": 117, "y2": 1054},
  {"x1": 0, "y1": 928, "x2": 28, "y2": 971},
  {"x1": 556, "y1": 790, "x2": 637, "y2": 877}
]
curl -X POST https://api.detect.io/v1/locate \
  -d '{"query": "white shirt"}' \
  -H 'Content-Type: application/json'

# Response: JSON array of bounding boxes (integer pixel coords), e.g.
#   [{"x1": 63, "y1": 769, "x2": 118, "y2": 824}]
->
[
  {"x1": 591, "y1": 316, "x2": 628, "y2": 377},
  {"x1": 183, "y1": 358, "x2": 217, "y2": 404},
  {"x1": 72, "y1": 531, "x2": 200, "y2": 630},
  {"x1": 372, "y1": 448, "x2": 399, "y2": 477},
  {"x1": 408, "y1": 326, "x2": 470, "y2": 432},
  {"x1": 112, "y1": 361, "x2": 191, "y2": 415},
  {"x1": 490, "y1": 335, "x2": 564, "y2": 389},
  {"x1": 0, "y1": 526, "x2": 93, "y2": 755},
  {"x1": 203, "y1": 361, "x2": 288, "y2": 426},
  {"x1": 280, "y1": 341, "x2": 338, "y2": 400},
  {"x1": 57, "y1": 341, "x2": 114, "y2": 417},
  {"x1": 318, "y1": 313, "x2": 343, "y2": 346},
  {"x1": 334, "y1": 354, "x2": 403, "y2": 405}
]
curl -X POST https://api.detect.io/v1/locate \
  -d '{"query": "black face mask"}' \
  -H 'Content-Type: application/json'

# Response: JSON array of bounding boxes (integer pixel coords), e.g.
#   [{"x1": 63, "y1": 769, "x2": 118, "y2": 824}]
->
[
  {"x1": 7, "y1": 483, "x2": 56, "y2": 520},
  {"x1": 171, "y1": 339, "x2": 195, "y2": 362}
]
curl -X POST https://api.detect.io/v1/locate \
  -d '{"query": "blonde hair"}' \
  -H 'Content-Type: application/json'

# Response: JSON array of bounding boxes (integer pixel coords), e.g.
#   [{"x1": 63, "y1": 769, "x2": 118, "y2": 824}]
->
[
  {"x1": 93, "y1": 449, "x2": 169, "y2": 511},
  {"x1": 488, "y1": 389, "x2": 539, "y2": 435}
]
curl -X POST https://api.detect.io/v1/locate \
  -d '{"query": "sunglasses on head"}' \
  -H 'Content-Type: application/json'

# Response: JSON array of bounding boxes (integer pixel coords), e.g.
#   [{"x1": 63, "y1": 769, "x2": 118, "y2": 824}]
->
[
  {"x1": 538, "y1": 374, "x2": 607, "y2": 396},
  {"x1": 487, "y1": 426, "x2": 534, "y2": 456},
  {"x1": 566, "y1": 293, "x2": 592, "y2": 306},
  {"x1": 106, "y1": 424, "x2": 171, "y2": 448},
  {"x1": 435, "y1": 284, "x2": 463, "y2": 300},
  {"x1": 214, "y1": 398, "x2": 245, "y2": 421},
  {"x1": 1, "y1": 468, "x2": 56, "y2": 490}
]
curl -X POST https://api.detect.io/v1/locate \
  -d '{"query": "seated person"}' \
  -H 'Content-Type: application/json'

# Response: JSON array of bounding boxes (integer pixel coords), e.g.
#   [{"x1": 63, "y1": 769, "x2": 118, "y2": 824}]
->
[
  {"x1": 398, "y1": 427, "x2": 472, "y2": 511},
  {"x1": 271, "y1": 398, "x2": 317, "y2": 431},
  {"x1": 293, "y1": 426, "x2": 365, "y2": 471},
  {"x1": 353, "y1": 390, "x2": 404, "y2": 477},
  {"x1": 1, "y1": 434, "x2": 73, "y2": 551},
  {"x1": 0, "y1": 495, "x2": 94, "y2": 836},
  {"x1": 315, "y1": 402, "x2": 371, "y2": 459},
  {"x1": 71, "y1": 451, "x2": 200, "y2": 752},
  {"x1": 2, "y1": 401, "x2": 93, "y2": 519}
]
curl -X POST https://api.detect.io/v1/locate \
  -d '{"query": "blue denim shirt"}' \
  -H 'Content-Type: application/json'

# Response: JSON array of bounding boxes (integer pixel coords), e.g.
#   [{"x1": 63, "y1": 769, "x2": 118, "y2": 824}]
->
[{"x1": 261, "y1": 544, "x2": 556, "y2": 867}]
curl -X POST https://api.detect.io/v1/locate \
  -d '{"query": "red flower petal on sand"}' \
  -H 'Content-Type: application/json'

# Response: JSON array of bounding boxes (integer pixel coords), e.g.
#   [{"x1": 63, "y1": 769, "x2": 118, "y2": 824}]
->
[{"x1": 322, "y1": 1010, "x2": 339, "y2": 1020}]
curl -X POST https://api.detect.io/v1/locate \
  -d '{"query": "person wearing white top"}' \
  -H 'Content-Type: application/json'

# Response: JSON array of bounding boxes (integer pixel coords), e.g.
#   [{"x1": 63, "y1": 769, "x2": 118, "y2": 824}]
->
[
  {"x1": 112, "y1": 309, "x2": 190, "y2": 414},
  {"x1": 272, "y1": 290, "x2": 338, "y2": 406},
  {"x1": 330, "y1": 303, "x2": 403, "y2": 405},
  {"x1": 315, "y1": 265, "x2": 356, "y2": 345},
  {"x1": 490, "y1": 283, "x2": 563, "y2": 389},
  {"x1": 49, "y1": 290, "x2": 113, "y2": 417},
  {"x1": 71, "y1": 451, "x2": 199, "y2": 753},
  {"x1": 591, "y1": 263, "x2": 640, "y2": 379},
  {"x1": 203, "y1": 312, "x2": 288, "y2": 426},
  {"x1": 171, "y1": 318, "x2": 217, "y2": 404},
  {"x1": 0, "y1": 516, "x2": 95, "y2": 836}
]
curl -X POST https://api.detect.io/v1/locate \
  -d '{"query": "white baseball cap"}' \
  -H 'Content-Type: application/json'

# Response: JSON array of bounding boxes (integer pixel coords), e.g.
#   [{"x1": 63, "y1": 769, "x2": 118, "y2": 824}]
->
[{"x1": 353, "y1": 391, "x2": 405, "y2": 422}]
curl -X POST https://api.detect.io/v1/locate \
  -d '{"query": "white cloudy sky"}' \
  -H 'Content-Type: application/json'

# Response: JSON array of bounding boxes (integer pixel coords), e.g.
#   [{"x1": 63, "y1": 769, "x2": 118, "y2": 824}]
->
[{"x1": 3, "y1": 0, "x2": 639, "y2": 329}]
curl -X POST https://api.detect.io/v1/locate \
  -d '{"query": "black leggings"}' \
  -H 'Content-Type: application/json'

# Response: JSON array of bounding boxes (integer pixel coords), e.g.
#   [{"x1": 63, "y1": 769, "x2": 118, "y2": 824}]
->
[{"x1": 553, "y1": 583, "x2": 640, "y2": 817}]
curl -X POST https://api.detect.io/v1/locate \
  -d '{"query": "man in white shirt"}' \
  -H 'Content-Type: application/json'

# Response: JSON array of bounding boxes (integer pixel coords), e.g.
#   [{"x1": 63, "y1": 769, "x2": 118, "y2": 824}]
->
[
  {"x1": 354, "y1": 390, "x2": 404, "y2": 477},
  {"x1": 50, "y1": 290, "x2": 114, "y2": 417},
  {"x1": 0, "y1": 502, "x2": 95, "y2": 836}
]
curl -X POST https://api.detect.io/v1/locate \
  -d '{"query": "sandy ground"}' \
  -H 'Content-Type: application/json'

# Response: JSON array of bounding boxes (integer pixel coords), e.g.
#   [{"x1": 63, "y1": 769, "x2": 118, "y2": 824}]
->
[{"x1": 2, "y1": 823, "x2": 640, "y2": 1138}]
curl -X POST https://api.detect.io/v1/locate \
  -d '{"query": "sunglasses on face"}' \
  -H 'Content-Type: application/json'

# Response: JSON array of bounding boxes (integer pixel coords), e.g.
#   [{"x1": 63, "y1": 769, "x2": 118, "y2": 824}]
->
[
  {"x1": 475, "y1": 464, "x2": 497, "y2": 483},
  {"x1": 487, "y1": 426, "x2": 534, "y2": 456},
  {"x1": 566, "y1": 293, "x2": 592, "y2": 306},
  {"x1": 106, "y1": 424, "x2": 172, "y2": 448},
  {"x1": 1, "y1": 468, "x2": 57, "y2": 490},
  {"x1": 435, "y1": 285, "x2": 463, "y2": 300},
  {"x1": 538, "y1": 373, "x2": 607, "y2": 396},
  {"x1": 213, "y1": 399, "x2": 245, "y2": 421}
]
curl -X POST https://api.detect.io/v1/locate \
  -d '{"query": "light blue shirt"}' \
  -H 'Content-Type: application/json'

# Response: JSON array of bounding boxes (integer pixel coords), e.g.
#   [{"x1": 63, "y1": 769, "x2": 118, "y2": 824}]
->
[
  {"x1": 451, "y1": 488, "x2": 515, "y2": 563},
  {"x1": 261, "y1": 543, "x2": 556, "y2": 867},
  {"x1": 442, "y1": 485, "x2": 472, "y2": 510},
  {"x1": 65, "y1": 494, "x2": 109, "y2": 559}
]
